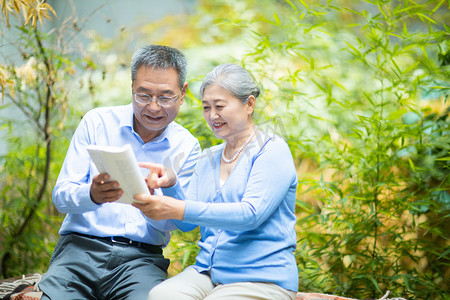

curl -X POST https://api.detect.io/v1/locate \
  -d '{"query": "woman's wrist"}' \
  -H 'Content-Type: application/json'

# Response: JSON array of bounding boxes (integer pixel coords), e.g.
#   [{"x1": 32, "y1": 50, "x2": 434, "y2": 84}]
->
[{"x1": 166, "y1": 197, "x2": 186, "y2": 220}]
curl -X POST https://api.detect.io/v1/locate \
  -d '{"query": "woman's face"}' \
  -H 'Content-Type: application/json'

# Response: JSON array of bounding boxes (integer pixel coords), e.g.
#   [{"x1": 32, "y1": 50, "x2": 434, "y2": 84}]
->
[{"x1": 202, "y1": 84, "x2": 254, "y2": 140}]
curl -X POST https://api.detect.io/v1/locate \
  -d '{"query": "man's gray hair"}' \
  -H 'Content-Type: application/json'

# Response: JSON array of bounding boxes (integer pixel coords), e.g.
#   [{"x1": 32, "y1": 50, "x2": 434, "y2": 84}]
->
[
  {"x1": 131, "y1": 45, "x2": 187, "y2": 90},
  {"x1": 199, "y1": 63, "x2": 260, "y2": 103}
]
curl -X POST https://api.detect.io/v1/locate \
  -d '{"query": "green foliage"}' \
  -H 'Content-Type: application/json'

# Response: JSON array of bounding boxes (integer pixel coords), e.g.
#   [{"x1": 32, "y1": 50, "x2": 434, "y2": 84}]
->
[
  {"x1": 164, "y1": 228, "x2": 201, "y2": 277},
  {"x1": 1, "y1": 1, "x2": 448, "y2": 299},
  {"x1": 232, "y1": 0, "x2": 449, "y2": 299},
  {"x1": 0, "y1": 24, "x2": 97, "y2": 278}
]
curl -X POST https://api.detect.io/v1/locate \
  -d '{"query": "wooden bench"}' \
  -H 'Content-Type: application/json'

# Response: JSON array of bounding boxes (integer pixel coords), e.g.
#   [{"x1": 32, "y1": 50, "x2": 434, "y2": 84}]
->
[{"x1": 0, "y1": 274, "x2": 406, "y2": 300}]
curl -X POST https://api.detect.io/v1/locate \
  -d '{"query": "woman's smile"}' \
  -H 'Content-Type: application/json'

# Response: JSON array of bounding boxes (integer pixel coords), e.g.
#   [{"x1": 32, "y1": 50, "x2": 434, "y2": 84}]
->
[{"x1": 212, "y1": 121, "x2": 226, "y2": 130}]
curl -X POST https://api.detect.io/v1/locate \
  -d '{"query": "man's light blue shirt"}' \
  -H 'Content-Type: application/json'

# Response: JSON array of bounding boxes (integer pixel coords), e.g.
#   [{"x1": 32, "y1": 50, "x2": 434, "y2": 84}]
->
[{"x1": 53, "y1": 104, "x2": 200, "y2": 247}]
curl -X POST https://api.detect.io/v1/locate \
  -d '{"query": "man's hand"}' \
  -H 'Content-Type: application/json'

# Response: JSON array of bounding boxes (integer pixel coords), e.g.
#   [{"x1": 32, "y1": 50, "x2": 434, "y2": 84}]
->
[
  {"x1": 90, "y1": 173, "x2": 124, "y2": 204},
  {"x1": 132, "y1": 194, "x2": 185, "y2": 220},
  {"x1": 138, "y1": 162, "x2": 177, "y2": 190}
]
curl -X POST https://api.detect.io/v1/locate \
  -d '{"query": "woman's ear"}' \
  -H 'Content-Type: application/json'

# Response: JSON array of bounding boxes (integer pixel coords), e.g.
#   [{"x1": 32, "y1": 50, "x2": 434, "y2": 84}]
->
[{"x1": 246, "y1": 95, "x2": 256, "y2": 115}]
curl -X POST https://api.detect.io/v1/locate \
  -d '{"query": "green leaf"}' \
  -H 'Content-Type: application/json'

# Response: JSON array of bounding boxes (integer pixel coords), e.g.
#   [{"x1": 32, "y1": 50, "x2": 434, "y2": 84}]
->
[
  {"x1": 403, "y1": 274, "x2": 412, "y2": 291},
  {"x1": 402, "y1": 22, "x2": 408, "y2": 36},
  {"x1": 416, "y1": 12, "x2": 437, "y2": 24},
  {"x1": 437, "y1": 248, "x2": 450, "y2": 260},
  {"x1": 435, "y1": 157, "x2": 450, "y2": 161},
  {"x1": 297, "y1": 0, "x2": 309, "y2": 10},
  {"x1": 402, "y1": 61, "x2": 420, "y2": 74},
  {"x1": 284, "y1": 0, "x2": 297, "y2": 11},
  {"x1": 388, "y1": 108, "x2": 408, "y2": 120},
  {"x1": 408, "y1": 159, "x2": 416, "y2": 172},
  {"x1": 368, "y1": 275, "x2": 383, "y2": 293},
  {"x1": 273, "y1": 13, "x2": 281, "y2": 26}
]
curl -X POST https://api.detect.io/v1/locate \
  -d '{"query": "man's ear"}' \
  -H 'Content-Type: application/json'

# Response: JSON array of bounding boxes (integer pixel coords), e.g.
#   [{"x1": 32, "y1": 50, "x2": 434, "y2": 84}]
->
[{"x1": 180, "y1": 82, "x2": 188, "y2": 105}]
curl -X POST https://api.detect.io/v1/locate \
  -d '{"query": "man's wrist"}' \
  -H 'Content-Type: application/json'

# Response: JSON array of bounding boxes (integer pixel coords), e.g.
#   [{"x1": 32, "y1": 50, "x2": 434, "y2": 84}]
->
[{"x1": 90, "y1": 191, "x2": 102, "y2": 206}]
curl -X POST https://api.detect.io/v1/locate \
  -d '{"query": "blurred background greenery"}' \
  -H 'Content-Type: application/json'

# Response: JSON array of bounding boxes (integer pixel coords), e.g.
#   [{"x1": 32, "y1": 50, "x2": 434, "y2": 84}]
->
[{"x1": 0, "y1": 0, "x2": 448, "y2": 299}]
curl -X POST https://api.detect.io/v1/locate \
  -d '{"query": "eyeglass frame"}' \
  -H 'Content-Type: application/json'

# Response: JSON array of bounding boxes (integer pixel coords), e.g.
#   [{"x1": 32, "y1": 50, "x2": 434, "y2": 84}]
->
[{"x1": 132, "y1": 92, "x2": 180, "y2": 107}]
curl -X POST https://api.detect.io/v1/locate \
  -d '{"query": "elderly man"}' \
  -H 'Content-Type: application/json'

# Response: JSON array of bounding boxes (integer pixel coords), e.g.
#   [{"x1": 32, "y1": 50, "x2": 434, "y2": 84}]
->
[{"x1": 39, "y1": 45, "x2": 200, "y2": 300}]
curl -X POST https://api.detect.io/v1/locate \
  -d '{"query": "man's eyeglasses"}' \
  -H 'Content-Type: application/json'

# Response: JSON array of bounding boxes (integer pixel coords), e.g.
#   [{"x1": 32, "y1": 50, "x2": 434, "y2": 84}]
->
[{"x1": 133, "y1": 92, "x2": 179, "y2": 107}]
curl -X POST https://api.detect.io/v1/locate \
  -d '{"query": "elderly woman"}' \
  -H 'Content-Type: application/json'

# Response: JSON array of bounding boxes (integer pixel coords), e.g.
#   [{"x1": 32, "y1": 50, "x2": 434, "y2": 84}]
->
[{"x1": 133, "y1": 63, "x2": 298, "y2": 300}]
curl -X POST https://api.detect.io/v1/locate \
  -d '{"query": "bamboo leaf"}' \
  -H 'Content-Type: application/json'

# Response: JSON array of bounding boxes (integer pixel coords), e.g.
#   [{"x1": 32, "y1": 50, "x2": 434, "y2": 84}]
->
[
  {"x1": 408, "y1": 159, "x2": 416, "y2": 172},
  {"x1": 297, "y1": 0, "x2": 309, "y2": 10},
  {"x1": 435, "y1": 157, "x2": 450, "y2": 161},
  {"x1": 403, "y1": 274, "x2": 412, "y2": 291},
  {"x1": 402, "y1": 61, "x2": 420, "y2": 74},
  {"x1": 273, "y1": 12, "x2": 280, "y2": 26},
  {"x1": 431, "y1": 0, "x2": 446, "y2": 13},
  {"x1": 416, "y1": 13, "x2": 437, "y2": 24},
  {"x1": 284, "y1": 0, "x2": 297, "y2": 11},
  {"x1": 388, "y1": 108, "x2": 408, "y2": 120},
  {"x1": 330, "y1": 79, "x2": 349, "y2": 94},
  {"x1": 437, "y1": 248, "x2": 450, "y2": 260}
]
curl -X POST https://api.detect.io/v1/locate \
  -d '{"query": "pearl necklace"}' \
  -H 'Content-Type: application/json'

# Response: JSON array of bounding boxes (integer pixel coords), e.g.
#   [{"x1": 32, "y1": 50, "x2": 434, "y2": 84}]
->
[{"x1": 222, "y1": 126, "x2": 257, "y2": 164}]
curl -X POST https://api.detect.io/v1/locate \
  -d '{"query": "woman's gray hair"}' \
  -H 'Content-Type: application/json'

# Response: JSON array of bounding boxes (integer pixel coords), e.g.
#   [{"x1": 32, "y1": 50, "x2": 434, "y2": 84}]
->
[
  {"x1": 130, "y1": 45, "x2": 187, "y2": 90},
  {"x1": 199, "y1": 63, "x2": 260, "y2": 103}
]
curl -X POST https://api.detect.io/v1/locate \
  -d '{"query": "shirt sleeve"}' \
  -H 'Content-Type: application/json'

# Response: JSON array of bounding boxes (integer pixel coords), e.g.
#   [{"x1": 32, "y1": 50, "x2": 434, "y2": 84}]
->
[
  {"x1": 161, "y1": 141, "x2": 201, "y2": 199},
  {"x1": 52, "y1": 116, "x2": 101, "y2": 214},
  {"x1": 147, "y1": 141, "x2": 201, "y2": 232},
  {"x1": 183, "y1": 138, "x2": 297, "y2": 231}
]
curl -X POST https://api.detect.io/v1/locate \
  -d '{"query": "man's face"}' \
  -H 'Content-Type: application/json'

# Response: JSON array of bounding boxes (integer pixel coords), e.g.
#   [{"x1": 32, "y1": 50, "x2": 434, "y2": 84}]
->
[{"x1": 132, "y1": 66, "x2": 186, "y2": 143}]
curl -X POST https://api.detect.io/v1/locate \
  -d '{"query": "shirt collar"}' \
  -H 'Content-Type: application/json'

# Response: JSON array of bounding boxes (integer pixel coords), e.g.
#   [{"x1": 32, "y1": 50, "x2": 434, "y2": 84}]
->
[
  {"x1": 119, "y1": 103, "x2": 172, "y2": 146},
  {"x1": 119, "y1": 103, "x2": 134, "y2": 129}
]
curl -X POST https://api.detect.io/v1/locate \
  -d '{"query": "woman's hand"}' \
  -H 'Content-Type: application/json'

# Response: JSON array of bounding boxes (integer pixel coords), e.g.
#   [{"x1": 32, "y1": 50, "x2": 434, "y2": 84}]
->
[
  {"x1": 139, "y1": 162, "x2": 177, "y2": 190},
  {"x1": 132, "y1": 194, "x2": 185, "y2": 221}
]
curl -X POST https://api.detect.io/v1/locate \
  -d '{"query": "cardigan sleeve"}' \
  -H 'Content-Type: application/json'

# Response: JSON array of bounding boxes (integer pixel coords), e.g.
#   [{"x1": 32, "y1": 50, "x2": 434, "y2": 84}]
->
[
  {"x1": 183, "y1": 137, "x2": 297, "y2": 231},
  {"x1": 171, "y1": 167, "x2": 201, "y2": 232}
]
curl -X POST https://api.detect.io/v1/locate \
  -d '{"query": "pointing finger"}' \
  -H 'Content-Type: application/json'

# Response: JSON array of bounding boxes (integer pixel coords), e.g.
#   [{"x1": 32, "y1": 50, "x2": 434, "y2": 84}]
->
[{"x1": 138, "y1": 162, "x2": 165, "y2": 177}]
